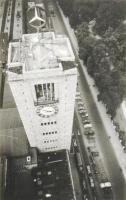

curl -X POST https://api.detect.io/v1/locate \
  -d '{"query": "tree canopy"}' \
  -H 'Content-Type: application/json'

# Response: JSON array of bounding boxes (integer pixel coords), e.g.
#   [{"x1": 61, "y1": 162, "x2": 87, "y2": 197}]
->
[
  {"x1": 95, "y1": 1, "x2": 126, "y2": 35},
  {"x1": 58, "y1": 0, "x2": 126, "y2": 117}
]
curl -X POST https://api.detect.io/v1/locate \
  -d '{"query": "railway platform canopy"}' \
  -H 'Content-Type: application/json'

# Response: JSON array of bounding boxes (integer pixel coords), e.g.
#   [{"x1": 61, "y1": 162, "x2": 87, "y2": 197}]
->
[{"x1": 0, "y1": 33, "x2": 8, "y2": 64}]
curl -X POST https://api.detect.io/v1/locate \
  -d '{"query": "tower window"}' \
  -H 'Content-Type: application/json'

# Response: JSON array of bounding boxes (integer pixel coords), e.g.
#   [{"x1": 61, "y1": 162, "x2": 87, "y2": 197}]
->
[
  {"x1": 41, "y1": 121, "x2": 57, "y2": 126},
  {"x1": 34, "y1": 83, "x2": 55, "y2": 102},
  {"x1": 42, "y1": 131, "x2": 58, "y2": 135}
]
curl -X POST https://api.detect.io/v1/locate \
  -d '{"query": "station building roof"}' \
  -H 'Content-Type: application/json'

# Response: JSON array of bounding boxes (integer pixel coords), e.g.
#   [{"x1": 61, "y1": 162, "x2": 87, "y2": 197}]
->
[
  {"x1": 5, "y1": 149, "x2": 75, "y2": 200},
  {"x1": 0, "y1": 33, "x2": 8, "y2": 64}
]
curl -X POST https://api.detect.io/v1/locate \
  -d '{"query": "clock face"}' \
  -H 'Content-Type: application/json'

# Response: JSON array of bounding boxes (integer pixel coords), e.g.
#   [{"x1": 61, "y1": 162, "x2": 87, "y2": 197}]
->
[
  {"x1": 36, "y1": 105, "x2": 58, "y2": 118},
  {"x1": 40, "y1": 106, "x2": 55, "y2": 116}
]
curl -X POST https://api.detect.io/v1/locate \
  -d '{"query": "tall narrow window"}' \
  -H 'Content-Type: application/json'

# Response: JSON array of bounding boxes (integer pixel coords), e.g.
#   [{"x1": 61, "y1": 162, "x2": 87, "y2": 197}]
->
[
  {"x1": 43, "y1": 84, "x2": 47, "y2": 100},
  {"x1": 47, "y1": 83, "x2": 51, "y2": 100},
  {"x1": 35, "y1": 84, "x2": 43, "y2": 99},
  {"x1": 52, "y1": 83, "x2": 55, "y2": 100},
  {"x1": 34, "y1": 83, "x2": 55, "y2": 103}
]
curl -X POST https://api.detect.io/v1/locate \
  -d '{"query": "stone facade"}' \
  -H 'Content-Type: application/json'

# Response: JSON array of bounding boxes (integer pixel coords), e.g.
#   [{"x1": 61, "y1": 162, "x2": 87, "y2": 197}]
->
[{"x1": 7, "y1": 32, "x2": 77, "y2": 152}]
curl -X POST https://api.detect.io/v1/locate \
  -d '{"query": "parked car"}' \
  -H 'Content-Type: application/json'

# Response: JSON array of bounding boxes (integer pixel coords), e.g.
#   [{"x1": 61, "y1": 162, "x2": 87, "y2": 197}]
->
[
  {"x1": 83, "y1": 113, "x2": 88, "y2": 117},
  {"x1": 77, "y1": 101, "x2": 84, "y2": 106},
  {"x1": 79, "y1": 110, "x2": 85, "y2": 114},
  {"x1": 76, "y1": 92, "x2": 80, "y2": 96},
  {"x1": 82, "y1": 114, "x2": 89, "y2": 118},
  {"x1": 78, "y1": 108, "x2": 86, "y2": 112},
  {"x1": 75, "y1": 96, "x2": 81, "y2": 100},
  {"x1": 84, "y1": 124, "x2": 93, "y2": 134},
  {"x1": 81, "y1": 115, "x2": 88, "y2": 119},
  {"x1": 84, "y1": 123, "x2": 92, "y2": 128},
  {"x1": 80, "y1": 112, "x2": 88, "y2": 117},
  {"x1": 86, "y1": 165, "x2": 91, "y2": 175},
  {"x1": 78, "y1": 106, "x2": 85, "y2": 110},
  {"x1": 91, "y1": 151, "x2": 99, "y2": 157},
  {"x1": 83, "y1": 120, "x2": 90, "y2": 125}
]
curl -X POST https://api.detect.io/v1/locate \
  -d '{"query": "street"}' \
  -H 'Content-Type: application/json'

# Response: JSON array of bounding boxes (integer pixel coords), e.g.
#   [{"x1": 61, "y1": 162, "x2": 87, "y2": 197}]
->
[
  {"x1": 73, "y1": 119, "x2": 98, "y2": 200},
  {"x1": 76, "y1": 66, "x2": 126, "y2": 200},
  {"x1": 55, "y1": 1, "x2": 126, "y2": 199}
]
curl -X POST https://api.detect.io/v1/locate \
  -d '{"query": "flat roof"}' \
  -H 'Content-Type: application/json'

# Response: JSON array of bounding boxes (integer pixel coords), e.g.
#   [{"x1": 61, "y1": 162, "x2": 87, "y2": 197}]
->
[
  {"x1": 5, "y1": 149, "x2": 75, "y2": 200},
  {"x1": 8, "y1": 32, "x2": 75, "y2": 72},
  {"x1": 0, "y1": 108, "x2": 23, "y2": 130},
  {"x1": 0, "y1": 127, "x2": 29, "y2": 157},
  {"x1": 0, "y1": 107, "x2": 29, "y2": 156}
]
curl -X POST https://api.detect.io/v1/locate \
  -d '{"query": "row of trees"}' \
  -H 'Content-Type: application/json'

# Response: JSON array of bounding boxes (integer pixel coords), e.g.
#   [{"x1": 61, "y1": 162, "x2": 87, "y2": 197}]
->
[
  {"x1": 94, "y1": 1, "x2": 126, "y2": 35},
  {"x1": 76, "y1": 23, "x2": 126, "y2": 117},
  {"x1": 58, "y1": 0, "x2": 98, "y2": 29},
  {"x1": 58, "y1": 0, "x2": 126, "y2": 118},
  {"x1": 58, "y1": 0, "x2": 126, "y2": 35}
]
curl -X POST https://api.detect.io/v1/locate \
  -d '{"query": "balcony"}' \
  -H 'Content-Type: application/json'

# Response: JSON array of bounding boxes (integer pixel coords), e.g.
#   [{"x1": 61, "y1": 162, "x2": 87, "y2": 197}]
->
[{"x1": 34, "y1": 99, "x2": 59, "y2": 106}]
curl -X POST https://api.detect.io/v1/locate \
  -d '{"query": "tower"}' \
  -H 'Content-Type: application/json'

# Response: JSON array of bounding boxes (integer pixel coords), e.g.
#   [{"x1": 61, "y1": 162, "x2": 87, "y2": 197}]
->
[{"x1": 7, "y1": 32, "x2": 77, "y2": 152}]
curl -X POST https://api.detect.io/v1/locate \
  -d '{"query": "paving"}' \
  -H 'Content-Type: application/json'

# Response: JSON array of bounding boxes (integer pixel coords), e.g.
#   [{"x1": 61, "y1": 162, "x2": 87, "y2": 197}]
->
[{"x1": 115, "y1": 104, "x2": 126, "y2": 133}]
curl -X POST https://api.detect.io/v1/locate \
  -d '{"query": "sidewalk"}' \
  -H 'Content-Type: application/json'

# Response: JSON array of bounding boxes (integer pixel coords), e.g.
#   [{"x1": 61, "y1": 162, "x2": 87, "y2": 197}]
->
[
  {"x1": 115, "y1": 101, "x2": 126, "y2": 133},
  {"x1": 58, "y1": 4, "x2": 126, "y2": 181},
  {"x1": 69, "y1": 154, "x2": 83, "y2": 200}
]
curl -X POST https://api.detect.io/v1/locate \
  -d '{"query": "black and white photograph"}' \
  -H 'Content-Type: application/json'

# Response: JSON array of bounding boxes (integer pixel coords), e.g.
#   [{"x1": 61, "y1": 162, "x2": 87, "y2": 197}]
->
[{"x1": 0, "y1": 0, "x2": 126, "y2": 200}]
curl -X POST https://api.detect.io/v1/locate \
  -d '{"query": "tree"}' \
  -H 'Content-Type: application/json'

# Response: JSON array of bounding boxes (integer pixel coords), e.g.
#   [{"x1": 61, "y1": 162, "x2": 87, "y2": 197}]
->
[
  {"x1": 75, "y1": 22, "x2": 89, "y2": 44},
  {"x1": 84, "y1": 39, "x2": 125, "y2": 117},
  {"x1": 69, "y1": 12, "x2": 79, "y2": 29},
  {"x1": 92, "y1": 40, "x2": 109, "y2": 66},
  {"x1": 103, "y1": 35, "x2": 120, "y2": 65},
  {"x1": 86, "y1": 56, "x2": 95, "y2": 76},
  {"x1": 78, "y1": 36, "x2": 95, "y2": 64},
  {"x1": 57, "y1": 0, "x2": 73, "y2": 17},
  {"x1": 95, "y1": 1, "x2": 126, "y2": 35}
]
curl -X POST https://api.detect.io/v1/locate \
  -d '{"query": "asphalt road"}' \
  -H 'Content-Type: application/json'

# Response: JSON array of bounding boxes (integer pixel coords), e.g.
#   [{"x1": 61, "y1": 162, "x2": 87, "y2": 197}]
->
[
  {"x1": 74, "y1": 108, "x2": 106, "y2": 200},
  {"x1": 77, "y1": 66, "x2": 126, "y2": 200},
  {"x1": 48, "y1": 0, "x2": 67, "y2": 34},
  {"x1": 52, "y1": 1, "x2": 126, "y2": 199},
  {"x1": 73, "y1": 121, "x2": 98, "y2": 200}
]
